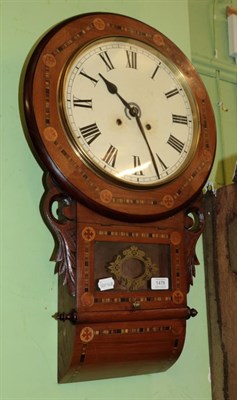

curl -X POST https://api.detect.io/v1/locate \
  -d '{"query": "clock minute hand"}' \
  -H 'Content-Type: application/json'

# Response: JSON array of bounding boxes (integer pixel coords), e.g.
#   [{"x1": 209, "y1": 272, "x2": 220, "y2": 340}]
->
[
  {"x1": 134, "y1": 114, "x2": 160, "y2": 179},
  {"x1": 99, "y1": 73, "x2": 132, "y2": 111}
]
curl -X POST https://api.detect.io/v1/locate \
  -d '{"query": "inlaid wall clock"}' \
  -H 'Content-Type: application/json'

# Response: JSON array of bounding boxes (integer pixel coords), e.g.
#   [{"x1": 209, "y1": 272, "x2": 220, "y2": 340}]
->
[{"x1": 22, "y1": 12, "x2": 216, "y2": 382}]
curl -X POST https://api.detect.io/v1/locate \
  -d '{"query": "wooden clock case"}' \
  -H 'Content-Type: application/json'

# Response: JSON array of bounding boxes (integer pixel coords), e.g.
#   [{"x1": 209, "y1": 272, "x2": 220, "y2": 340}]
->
[{"x1": 21, "y1": 12, "x2": 216, "y2": 382}]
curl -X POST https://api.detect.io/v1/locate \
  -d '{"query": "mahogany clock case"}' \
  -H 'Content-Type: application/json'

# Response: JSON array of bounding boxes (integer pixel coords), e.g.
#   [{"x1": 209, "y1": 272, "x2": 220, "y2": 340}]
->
[{"x1": 20, "y1": 12, "x2": 216, "y2": 383}]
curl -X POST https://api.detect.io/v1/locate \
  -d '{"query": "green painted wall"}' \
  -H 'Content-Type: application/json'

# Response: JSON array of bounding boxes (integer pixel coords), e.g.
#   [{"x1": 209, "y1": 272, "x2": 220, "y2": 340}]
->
[
  {"x1": 1, "y1": 1, "x2": 227, "y2": 399},
  {"x1": 189, "y1": 0, "x2": 237, "y2": 187}
]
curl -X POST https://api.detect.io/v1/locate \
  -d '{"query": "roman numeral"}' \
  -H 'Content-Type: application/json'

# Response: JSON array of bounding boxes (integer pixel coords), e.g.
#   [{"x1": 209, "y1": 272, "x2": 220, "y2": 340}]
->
[
  {"x1": 99, "y1": 51, "x2": 115, "y2": 71},
  {"x1": 73, "y1": 96, "x2": 92, "y2": 108},
  {"x1": 167, "y1": 134, "x2": 184, "y2": 153},
  {"x1": 79, "y1": 123, "x2": 101, "y2": 145},
  {"x1": 165, "y1": 88, "x2": 180, "y2": 98},
  {"x1": 79, "y1": 69, "x2": 98, "y2": 86},
  {"x1": 126, "y1": 50, "x2": 137, "y2": 69},
  {"x1": 151, "y1": 64, "x2": 160, "y2": 79},
  {"x1": 172, "y1": 114, "x2": 188, "y2": 125},
  {"x1": 156, "y1": 154, "x2": 168, "y2": 172},
  {"x1": 133, "y1": 155, "x2": 144, "y2": 175},
  {"x1": 102, "y1": 145, "x2": 118, "y2": 167}
]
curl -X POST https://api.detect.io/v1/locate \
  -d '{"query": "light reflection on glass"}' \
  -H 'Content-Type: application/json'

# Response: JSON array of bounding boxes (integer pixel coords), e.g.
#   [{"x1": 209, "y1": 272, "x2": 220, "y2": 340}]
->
[{"x1": 116, "y1": 161, "x2": 151, "y2": 178}]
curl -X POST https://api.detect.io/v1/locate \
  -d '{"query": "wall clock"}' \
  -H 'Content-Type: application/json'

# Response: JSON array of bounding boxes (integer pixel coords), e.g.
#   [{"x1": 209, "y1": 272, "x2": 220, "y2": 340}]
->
[{"x1": 22, "y1": 12, "x2": 216, "y2": 382}]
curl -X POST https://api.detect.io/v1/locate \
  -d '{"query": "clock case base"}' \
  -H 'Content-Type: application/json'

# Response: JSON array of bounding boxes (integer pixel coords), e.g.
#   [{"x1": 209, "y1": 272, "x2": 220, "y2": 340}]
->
[{"x1": 42, "y1": 174, "x2": 203, "y2": 383}]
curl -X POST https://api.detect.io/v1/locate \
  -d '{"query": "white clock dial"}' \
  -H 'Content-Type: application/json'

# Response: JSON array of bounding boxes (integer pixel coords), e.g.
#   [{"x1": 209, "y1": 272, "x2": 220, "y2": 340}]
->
[{"x1": 61, "y1": 38, "x2": 199, "y2": 187}]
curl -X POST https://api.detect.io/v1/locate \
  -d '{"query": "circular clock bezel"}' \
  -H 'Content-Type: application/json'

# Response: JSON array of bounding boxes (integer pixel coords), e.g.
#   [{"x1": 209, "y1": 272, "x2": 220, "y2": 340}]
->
[{"x1": 23, "y1": 12, "x2": 216, "y2": 221}]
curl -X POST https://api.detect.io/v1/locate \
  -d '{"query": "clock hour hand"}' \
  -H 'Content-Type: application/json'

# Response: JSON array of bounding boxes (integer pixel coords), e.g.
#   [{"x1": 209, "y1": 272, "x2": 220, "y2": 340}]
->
[{"x1": 99, "y1": 73, "x2": 135, "y2": 115}]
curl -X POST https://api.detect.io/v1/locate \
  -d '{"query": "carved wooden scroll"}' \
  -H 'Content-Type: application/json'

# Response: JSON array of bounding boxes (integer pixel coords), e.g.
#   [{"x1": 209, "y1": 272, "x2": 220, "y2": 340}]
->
[{"x1": 41, "y1": 173, "x2": 77, "y2": 296}]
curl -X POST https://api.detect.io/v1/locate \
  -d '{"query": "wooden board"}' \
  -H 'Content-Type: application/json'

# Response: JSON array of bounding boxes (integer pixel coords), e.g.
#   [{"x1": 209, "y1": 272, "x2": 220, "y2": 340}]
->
[{"x1": 203, "y1": 180, "x2": 237, "y2": 400}]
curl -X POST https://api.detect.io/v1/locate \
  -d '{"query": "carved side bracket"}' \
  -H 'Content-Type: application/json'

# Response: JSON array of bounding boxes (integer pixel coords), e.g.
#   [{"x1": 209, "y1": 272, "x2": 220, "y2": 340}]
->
[
  {"x1": 41, "y1": 173, "x2": 77, "y2": 296},
  {"x1": 184, "y1": 200, "x2": 205, "y2": 290}
]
